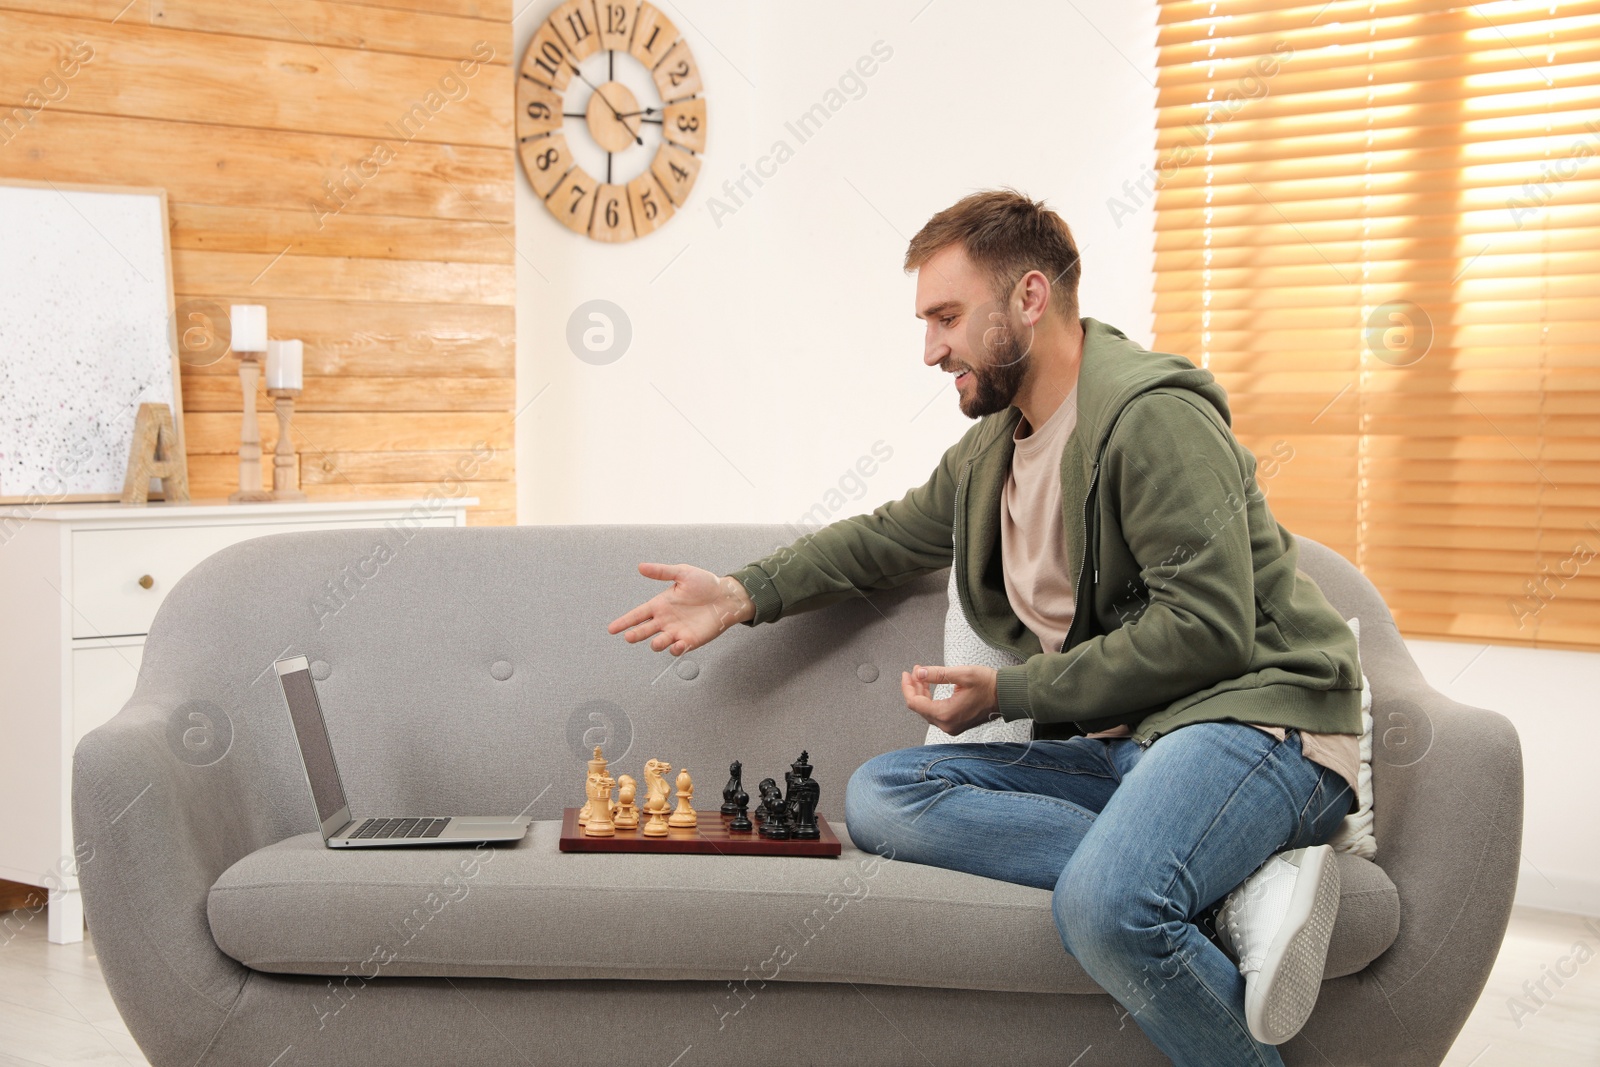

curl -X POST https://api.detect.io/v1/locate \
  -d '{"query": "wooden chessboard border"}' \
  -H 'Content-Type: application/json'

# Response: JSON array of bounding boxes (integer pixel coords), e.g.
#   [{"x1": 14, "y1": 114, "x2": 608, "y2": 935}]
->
[{"x1": 557, "y1": 807, "x2": 842, "y2": 857}]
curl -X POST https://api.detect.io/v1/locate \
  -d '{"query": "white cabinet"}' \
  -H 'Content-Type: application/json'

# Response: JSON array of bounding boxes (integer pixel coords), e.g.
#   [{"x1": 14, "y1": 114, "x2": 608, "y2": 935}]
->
[{"x1": 0, "y1": 498, "x2": 475, "y2": 943}]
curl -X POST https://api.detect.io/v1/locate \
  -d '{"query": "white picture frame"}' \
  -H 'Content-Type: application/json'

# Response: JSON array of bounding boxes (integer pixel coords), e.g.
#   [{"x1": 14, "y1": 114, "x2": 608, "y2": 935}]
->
[{"x1": 0, "y1": 179, "x2": 185, "y2": 504}]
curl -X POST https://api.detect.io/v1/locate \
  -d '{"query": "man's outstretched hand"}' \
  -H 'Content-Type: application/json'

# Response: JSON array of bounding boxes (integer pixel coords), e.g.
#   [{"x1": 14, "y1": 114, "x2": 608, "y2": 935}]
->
[
  {"x1": 902, "y1": 664, "x2": 1000, "y2": 736},
  {"x1": 606, "y1": 562, "x2": 756, "y2": 656}
]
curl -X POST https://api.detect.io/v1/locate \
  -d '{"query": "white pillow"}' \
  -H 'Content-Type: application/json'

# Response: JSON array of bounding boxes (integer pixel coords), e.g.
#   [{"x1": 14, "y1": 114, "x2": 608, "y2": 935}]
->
[
  {"x1": 924, "y1": 571, "x2": 1378, "y2": 861},
  {"x1": 1325, "y1": 616, "x2": 1377, "y2": 859},
  {"x1": 924, "y1": 563, "x2": 1032, "y2": 745}
]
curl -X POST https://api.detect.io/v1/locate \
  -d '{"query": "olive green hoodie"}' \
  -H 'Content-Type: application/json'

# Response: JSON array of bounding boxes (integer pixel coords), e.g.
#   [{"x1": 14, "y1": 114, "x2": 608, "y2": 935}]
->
[{"x1": 731, "y1": 317, "x2": 1362, "y2": 747}]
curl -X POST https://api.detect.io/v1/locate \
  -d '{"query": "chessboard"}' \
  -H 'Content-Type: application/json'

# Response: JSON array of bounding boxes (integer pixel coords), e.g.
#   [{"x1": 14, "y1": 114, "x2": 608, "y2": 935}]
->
[{"x1": 558, "y1": 808, "x2": 843, "y2": 857}]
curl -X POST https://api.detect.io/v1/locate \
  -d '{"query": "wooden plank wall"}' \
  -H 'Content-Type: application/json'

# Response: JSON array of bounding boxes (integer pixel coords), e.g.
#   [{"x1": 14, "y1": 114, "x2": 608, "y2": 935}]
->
[{"x1": 0, "y1": 0, "x2": 517, "y2": 524}]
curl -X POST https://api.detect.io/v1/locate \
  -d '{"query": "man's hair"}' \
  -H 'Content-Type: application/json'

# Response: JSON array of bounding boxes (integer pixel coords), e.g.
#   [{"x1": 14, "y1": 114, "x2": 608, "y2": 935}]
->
[{"x1": 903, "y1": 188, "x2": 1082, "y2": 322}]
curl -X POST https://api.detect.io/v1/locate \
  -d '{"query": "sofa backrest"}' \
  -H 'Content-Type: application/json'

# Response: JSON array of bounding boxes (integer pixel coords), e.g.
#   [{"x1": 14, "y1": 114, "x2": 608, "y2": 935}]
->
[{"x1": 132, "y1": 524, "x2": 946, "y2": 838}]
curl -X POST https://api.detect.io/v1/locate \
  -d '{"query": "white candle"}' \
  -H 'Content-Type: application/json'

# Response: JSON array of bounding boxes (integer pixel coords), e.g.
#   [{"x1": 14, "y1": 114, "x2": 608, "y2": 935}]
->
[
  {"x1": 230, "y1": 304, "x2": 268, "y2": 353},
  {"x1": 266, "y1": 339, "x2": 303, "y2": 390}
]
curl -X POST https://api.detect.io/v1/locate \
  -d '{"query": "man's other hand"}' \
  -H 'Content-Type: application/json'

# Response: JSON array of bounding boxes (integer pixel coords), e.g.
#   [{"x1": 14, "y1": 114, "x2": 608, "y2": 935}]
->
[
  {"x1": 606, "y1": 563, "x2": 755, "y2": 656},
  {"x1": 902, "y1": 664, "x2": 1000, "y2": 735}
]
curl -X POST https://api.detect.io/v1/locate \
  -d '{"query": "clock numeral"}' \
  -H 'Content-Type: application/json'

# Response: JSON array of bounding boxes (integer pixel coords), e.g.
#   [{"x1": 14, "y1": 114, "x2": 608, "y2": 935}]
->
[
  {"x1": 549, "y1": 166, "x2": 599, "y2": 235},
  {"x1": 651, "y1": 40, "x2": 701, "y2": 103},
  {"x1": 627, "y1": 172, "x2": 675, "y2": 238},
  {"x1": 533, "y1": 41, "x2": 563, "y2": 79},
  {"x1": 650, "y1": 144, "x2": 700, "y2": 207},
  {"x1": 598, "y1": 1, "x2": 633, "y2": 49},
  {"x1": 518, "y1": 77, "x2": 563, "y2": 138},
  {"x1": 553, "y1": 0, "x2": 602, "y2": 60},
  {"x1": 520, "y1": 133, "x2": 573, "y2": 199},
  {"x1": 523, "y1": 22, "x2": 572, "y2": 91},
  {"x1": 630, "y1": 2, "x2": 678, "y2": 69},
  {"x1": 663, "y1": 98, "x2": 707, "y2": 154},
  {"x1": 590, "y1": 183, "x2": 638, "y2": 242}
]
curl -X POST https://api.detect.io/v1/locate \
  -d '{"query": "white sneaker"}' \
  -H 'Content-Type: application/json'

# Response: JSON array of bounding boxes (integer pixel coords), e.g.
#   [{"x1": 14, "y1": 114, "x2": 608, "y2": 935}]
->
[{"x1": 1214, "y1": 844, "x2": 1341, "y2": 1045}]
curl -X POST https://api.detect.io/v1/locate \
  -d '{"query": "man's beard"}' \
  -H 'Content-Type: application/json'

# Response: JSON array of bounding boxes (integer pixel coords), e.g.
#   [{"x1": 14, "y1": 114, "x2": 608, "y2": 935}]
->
[{"x1": 958, "y1": 328, "x2": 1031, "y2": 419}]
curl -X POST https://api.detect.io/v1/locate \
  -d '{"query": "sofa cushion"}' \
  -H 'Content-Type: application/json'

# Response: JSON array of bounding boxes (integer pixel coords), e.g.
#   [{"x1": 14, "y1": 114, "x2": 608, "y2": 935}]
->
[{"x1": 208, "y1": 820, "x2": 1400, "y2": 993}]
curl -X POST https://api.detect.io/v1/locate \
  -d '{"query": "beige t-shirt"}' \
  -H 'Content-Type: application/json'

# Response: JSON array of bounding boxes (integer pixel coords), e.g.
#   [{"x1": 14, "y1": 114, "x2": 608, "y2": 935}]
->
[{"x1": 997, "y1": 387, "x2": 1360, "y2": 802}]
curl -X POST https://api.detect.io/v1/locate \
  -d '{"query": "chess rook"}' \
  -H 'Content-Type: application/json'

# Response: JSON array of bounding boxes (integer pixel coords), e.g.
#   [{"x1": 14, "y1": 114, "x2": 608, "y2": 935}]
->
[{"x1": 584, "y1": 771, "x2": 617, "y2": 837}]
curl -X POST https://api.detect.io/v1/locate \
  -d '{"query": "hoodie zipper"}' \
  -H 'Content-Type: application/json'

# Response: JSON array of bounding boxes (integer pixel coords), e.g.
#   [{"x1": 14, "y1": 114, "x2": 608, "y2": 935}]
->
[
  {"x1": 1064, "y1": 461, "x2": 1100, "y2": 655},
  {"x1": 1070, "y1": 460, "x2": 1153, "y2": 748}
]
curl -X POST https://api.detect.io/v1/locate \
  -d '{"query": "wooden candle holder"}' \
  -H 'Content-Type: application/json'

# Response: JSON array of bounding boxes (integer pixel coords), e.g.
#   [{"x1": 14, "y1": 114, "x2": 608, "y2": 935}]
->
[
  {"x1": 267, "y1": 387, "x2": 307, "y2": 501},
  {"x1": 229, "y1": 352, "x2": 274, "y2": 502}
]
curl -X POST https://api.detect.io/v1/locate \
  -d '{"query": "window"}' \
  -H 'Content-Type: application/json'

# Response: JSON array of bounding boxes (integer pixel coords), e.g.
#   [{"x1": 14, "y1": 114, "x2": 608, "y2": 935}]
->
[{"x1": 1152, "y1": 0, "x2": 1600, "y2": 649}]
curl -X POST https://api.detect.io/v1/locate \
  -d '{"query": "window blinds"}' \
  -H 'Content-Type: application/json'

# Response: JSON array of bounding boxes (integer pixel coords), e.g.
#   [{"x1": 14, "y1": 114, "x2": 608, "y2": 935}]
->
[{"x1": 1151, "y1": 0, "x2": 1600, "y2": 649}]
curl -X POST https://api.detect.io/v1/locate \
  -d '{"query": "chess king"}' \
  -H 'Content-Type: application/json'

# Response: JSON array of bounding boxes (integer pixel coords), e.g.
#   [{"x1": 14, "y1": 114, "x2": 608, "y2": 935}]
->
[
  {"x1": 576, "y1": 745, "x2": 609, "y2": 826},
  {"x1": 785, "y1": 751, "x2": 822, "y2": 840}
]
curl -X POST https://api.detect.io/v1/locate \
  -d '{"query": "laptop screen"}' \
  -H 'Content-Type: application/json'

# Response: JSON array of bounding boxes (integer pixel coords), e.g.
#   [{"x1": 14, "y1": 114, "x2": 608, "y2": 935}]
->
[{"x1": 276, "y1": 659, "x2": 349, "y2": 825}]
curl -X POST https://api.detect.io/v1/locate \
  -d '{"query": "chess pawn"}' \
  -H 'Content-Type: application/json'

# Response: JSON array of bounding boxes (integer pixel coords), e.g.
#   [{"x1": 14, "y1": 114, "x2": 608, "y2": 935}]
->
[
  {"x1": 668, "y1": 768, "x2": 697, "y2": 828},
  {"x1": 576, "y1": 745, "x2": 608, "y2": 825},
  {"x1": 584, "y1": 772, "x2": 616, "y2": 837},
  {"x1": 613, "y1": 775, "x2": 639, "y2": 829},
  {"x1": 757, "y1": 778, "x2": 789, "y2": 839},
  {"x1": 642, "y1": 794, "x2": 670, "y2": 837},
  {"x1": 728, "y1": 784, "x2": 753, "y2": 833},
  {"x1": 720, "y1": 759, "x2": 743, "y2": 816}
]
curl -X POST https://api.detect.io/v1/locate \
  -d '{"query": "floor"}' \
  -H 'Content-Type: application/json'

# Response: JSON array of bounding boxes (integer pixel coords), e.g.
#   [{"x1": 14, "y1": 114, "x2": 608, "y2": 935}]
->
[{"x1": 0, "y1": 906, "x2": 1595, "y2": 1066}]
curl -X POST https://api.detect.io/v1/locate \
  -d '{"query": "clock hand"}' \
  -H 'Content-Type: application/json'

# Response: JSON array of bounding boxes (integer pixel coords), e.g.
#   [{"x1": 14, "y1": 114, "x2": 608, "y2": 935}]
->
[{"x1": 566, "y1": 60, "x2": 645, "y2": 146}]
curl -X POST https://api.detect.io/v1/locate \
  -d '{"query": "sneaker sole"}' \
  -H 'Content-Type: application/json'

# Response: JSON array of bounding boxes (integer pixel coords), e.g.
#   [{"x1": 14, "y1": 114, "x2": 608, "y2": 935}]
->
[{"x1": 1247, "y1": 844, "x2": 1341, "y2": 1045}]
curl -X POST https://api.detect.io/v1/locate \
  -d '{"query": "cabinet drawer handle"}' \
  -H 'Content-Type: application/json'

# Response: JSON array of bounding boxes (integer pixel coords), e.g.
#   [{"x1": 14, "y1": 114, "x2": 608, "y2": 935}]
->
[{"x1": 138, "y1": 575, "x2": 154, "y2": 590}]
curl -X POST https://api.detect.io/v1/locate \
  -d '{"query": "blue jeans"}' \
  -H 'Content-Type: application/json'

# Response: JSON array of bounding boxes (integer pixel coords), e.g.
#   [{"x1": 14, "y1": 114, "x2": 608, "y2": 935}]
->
[{"x1": 844, "y1": 722, "x2": 1354, "y2": 1067}]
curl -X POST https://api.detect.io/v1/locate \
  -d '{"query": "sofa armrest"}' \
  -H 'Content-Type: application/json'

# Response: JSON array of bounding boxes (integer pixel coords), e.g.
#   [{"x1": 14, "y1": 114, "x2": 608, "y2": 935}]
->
[
  {"x1": 73, "y1": 699, "x2": 271, "y2": 1067},
  {"x1": 1356, "y1": 628, "x2": 1524, "y2": 1065}
]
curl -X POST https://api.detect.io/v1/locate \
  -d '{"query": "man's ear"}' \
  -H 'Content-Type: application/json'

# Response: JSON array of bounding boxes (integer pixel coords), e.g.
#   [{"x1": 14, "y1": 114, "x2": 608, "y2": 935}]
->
[{"x1": 1015, "y1": 269, "x2": 1051, "y2": 327}]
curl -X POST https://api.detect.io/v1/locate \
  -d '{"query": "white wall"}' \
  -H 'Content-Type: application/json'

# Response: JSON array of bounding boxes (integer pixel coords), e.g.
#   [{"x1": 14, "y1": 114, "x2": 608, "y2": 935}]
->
[
  {"x1": 1405, "y1": 639, "x2": 1600, "y2": 917},
  {"x1": 511, "y1": 2, "x2": 1598, "y2": 919},
  {"x1": 512, "y1": 0, "x2": 1158, "y2": 530}
]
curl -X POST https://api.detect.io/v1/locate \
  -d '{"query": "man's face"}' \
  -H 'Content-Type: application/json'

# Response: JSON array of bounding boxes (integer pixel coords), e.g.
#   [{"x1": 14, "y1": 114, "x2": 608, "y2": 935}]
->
[{"x1": 915, "y1": 245, "x2": 1032, "y2": 419}]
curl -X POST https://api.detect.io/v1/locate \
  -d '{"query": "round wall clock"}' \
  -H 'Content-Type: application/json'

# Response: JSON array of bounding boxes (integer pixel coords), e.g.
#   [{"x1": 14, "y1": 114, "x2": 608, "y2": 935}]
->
[{"x1": 517, "y1": 0, "x2": 706, "y2": 242}]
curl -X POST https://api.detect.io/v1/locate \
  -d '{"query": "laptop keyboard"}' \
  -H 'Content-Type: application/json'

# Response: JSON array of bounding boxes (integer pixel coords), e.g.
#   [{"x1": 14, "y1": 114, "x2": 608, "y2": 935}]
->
[{"x1": 348, "y1": 817, "x2": 449, "y2": 840}]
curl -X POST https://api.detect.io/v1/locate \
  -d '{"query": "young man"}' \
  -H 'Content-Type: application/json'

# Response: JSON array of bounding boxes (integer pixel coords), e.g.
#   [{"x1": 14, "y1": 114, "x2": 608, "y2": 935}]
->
[{"x1": 606, "y1": 190, "x2": 1362, "y2": 1066}]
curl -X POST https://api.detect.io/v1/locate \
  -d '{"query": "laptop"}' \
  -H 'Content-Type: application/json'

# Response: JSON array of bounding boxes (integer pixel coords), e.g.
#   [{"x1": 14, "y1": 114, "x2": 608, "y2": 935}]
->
[{"x1": 274, "y1": 655, "x2": 531, "y2": 848}]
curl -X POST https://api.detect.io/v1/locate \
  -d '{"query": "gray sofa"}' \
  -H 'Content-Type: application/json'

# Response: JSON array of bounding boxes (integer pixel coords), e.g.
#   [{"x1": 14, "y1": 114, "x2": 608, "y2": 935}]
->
[{"x1": 73, "y1": 524, "x2": 1523, "y2": 1066}]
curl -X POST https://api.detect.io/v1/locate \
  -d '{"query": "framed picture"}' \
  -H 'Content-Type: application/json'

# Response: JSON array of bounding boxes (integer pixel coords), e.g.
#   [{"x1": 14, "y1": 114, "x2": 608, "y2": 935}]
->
[{"x1": 0, "y1": 179, "x2": 184, "y2": 504}]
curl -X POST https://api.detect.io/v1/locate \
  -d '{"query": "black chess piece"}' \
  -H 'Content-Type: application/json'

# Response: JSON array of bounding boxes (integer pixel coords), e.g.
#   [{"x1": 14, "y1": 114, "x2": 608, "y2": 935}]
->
[
  {"x1": 788, "y1": 750, "x2": 821, "y2": 840},
  {"x1": 720, "y1": 760, "x2": 743, "y2": 816},
  {"x1": 756, "y1": 778, "x2": 789, "y2": 839},
  {"x1": 728, "y1": 784, "x2": 753, "y2": 833},
  {"x1": 752, "y1": 775, "x2": 771, "y2": 824}
]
